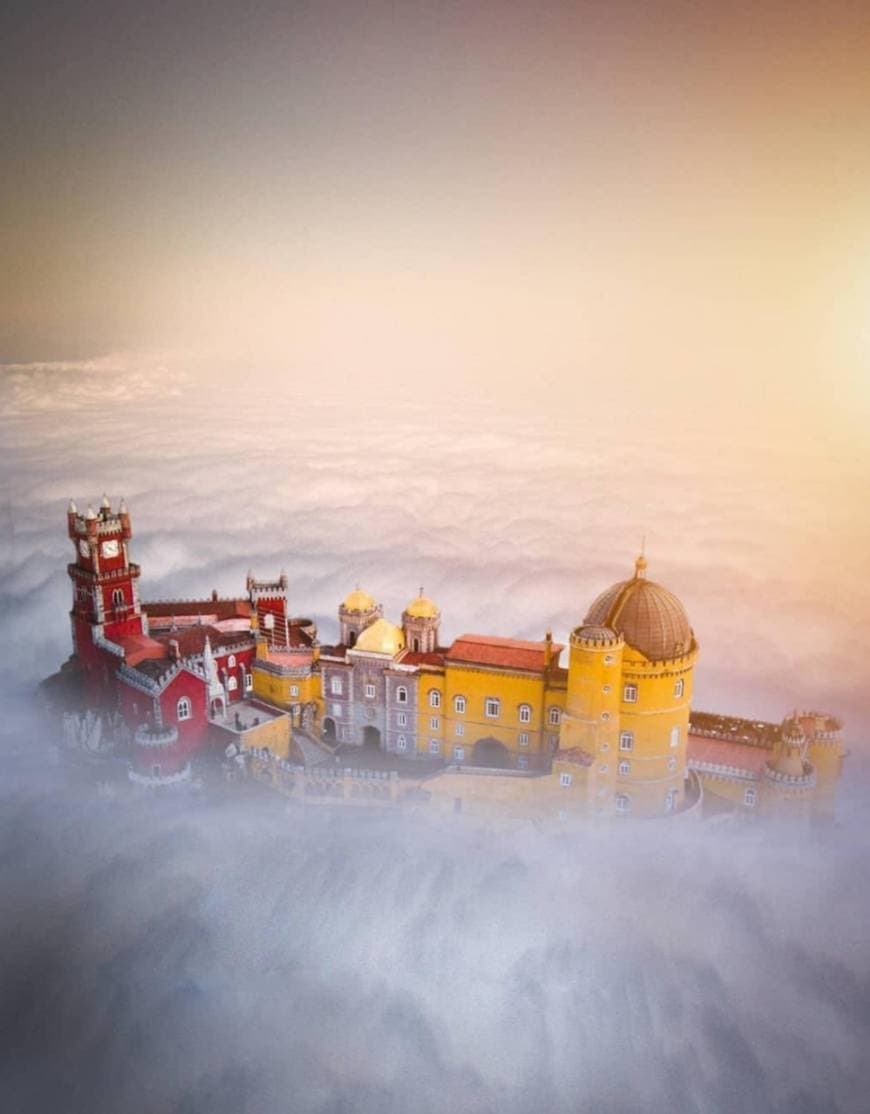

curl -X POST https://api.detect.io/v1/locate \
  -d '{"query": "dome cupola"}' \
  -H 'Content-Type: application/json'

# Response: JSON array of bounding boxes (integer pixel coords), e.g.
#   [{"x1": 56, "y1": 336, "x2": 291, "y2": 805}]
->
[
  {"x1": 402, "y1": 589, "x2": 441, "y2": 653},
  {"x1": 583, "y1": 554, "x2": 693, "y2": 661}
]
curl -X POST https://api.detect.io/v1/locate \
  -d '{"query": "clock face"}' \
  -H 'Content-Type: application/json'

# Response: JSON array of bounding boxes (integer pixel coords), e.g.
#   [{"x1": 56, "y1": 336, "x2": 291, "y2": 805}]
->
[
  {"x1": 78, "y1": 539, "x2": 90, "y2": 558},
  {"x1": 101, "y1": 539, "x2": 120, "y2": 558}
]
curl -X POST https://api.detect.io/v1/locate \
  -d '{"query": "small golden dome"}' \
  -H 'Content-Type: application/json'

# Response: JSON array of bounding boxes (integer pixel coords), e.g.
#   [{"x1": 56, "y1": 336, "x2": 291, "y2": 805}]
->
[
  {"x1": 584, "y1": 558, "x2": 693, "y2": 661},
  {"x1": 353, "y1": 618, "x2": 406, "y2": 656},
  {"x1": 405, "y1": 590, "x2": 439, "y2": 619},
  {"x1": 342, "y1": 587, "x2": 377, "y2": 613}
]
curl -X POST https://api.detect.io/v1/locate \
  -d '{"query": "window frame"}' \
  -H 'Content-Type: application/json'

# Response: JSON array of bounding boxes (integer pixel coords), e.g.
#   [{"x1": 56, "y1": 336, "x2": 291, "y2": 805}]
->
[
  {"x1": 485, "y1": 697, "x2": 500, "y2": 719},
  {"x1": 176, "y1": 696, "x2": 192, "y2": 722},
  {"x1": 619, "y1": 731, "x2": 634, "y2": 752},
  {"x1": 623, "y1": 684, "x2": 638, "y2": 704},
  {"x1": 518, "y1": 703, "x2": 532, "y2": 725}
]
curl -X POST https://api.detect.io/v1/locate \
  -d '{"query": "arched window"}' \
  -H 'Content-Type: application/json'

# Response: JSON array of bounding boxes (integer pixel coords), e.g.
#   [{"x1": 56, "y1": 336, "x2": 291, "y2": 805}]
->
[
  {"x1": 227, "y1": 676, "x2": 238, "y2": 691},
  {"x1": 177, "y1": 697, "x2": 192, "y2": 721},
  {"x1": 744, "y1": 786, "x2": 757, "y2": 807},
  {"x1": 330, "y1": 675, "x2": 343, "y2": 696},
  {"x1": 618, "y1": 760, "x2": 631, "y2": 776},
  {"x1": 453, "y1": 695, "x2": 466, "y2": 714},
  {"x1": 674, "y1": 678, "x2": 684, "y2": 698},
  {"x1": 453, "y1": 745, "x2": 465, "y2": 762},
  {"x1": 428, "y1": 689, "x2": 441, "y2": 709},
  {"x1": 396, "y1": 686, "x2": 408, "y2": 704},
  {"x1": 397, "y1": 735, "x2": 407, "y2": 751},
  {"x1": 485, "y1": 697, "x2": 500, "y2": 719},
  {"x1": 228, "y1": 654, "x2": 236, "y2": 668},
  {"x1": 244, "y1": 672, "x2": 253, "y2": 691},
  {"x1": 111, "y1": 588, "x2": 124, "y2": 608},
  {"x1": 518, "y1": 703, "x2": 532, "y2": 724},
  {"x1": 615, "y1": 794, "x2": 631, "y2": 814},
  {"x1": 548, "y1": 706, "x2": 561, "y2": 726}
]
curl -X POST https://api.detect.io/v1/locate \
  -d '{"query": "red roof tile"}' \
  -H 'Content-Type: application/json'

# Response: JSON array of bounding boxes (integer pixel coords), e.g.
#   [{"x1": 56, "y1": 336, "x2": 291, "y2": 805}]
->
[
  {"x1": 399, "y1": 651, "x2": 446, "y2": 668},
  {"x1": 446, "y1": 634, "x2": 563, "y2": 673},
  {"x1": 153, "y1": 626, "x2": 253, "y2": 657},
  {"x1": 143, "y1": 598, "x2": 252, "y2": 621},
  {"x1": 118, "y1": 634, "x2": 168, "y2": 667},
  {"x1": 687, "y1": 734, "x2": 770, "y2": 776}
]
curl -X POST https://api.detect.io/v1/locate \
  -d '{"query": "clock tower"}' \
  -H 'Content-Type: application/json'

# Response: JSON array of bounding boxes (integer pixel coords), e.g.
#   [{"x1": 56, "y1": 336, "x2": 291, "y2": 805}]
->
[{"x1": 67, "y1": 495, "x2": 145, "y2": 690}]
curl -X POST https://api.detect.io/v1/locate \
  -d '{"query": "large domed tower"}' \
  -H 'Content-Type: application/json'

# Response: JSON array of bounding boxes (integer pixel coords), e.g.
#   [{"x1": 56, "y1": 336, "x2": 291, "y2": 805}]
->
[
  {"x1": 567, "y1": 554, "x2": 698, "y2": 818},
  {"x1": 402, "y1": 591, "x2": 440, "y2": 653},
  {"x1": 339, "y1": 588, "x2": 382, "y2": 648}
]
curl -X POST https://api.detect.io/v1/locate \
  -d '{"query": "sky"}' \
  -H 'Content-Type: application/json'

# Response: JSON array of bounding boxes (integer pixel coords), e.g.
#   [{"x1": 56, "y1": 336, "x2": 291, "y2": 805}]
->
[{"x1": 2, "y1": 4, "x2": 870, "y2": 1111}]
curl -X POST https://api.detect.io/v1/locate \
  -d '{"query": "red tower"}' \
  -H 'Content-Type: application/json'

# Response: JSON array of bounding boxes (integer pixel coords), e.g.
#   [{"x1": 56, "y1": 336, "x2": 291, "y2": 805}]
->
[{"x1": 67, "y1": 495, "x2": 144, "y2": 696}]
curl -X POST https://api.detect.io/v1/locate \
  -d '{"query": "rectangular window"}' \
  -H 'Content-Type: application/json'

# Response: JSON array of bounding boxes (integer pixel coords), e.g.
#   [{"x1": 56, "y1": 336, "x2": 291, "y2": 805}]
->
[
  {"x1": 548, "y1": 707, "x2": 561, "y2": 726},
  {"x1": 429, "y1": 739, "x2": 440, "y2": 756},
  {"x1": 290, "y1": 684, "x2": 299, "y2": 697},
  {"x1": 559, "y1": 772, "x2": 573, "y2": 788},
  {"x1": 674, "y1": 679, "x2": 685, "y2": 698},
  {"x1": 619, "y1": 732, "x2": 634, "y2": 752},
  {"x1": 330, "y1": 676, "x2": 342, "y2": 696},
  {"x1": 454, "y1": 695, "x2": 466, "y2": 714},
  {"x1": 623, "y1": 684, "x2": 638, "y2": 703},
  {"x1": 485, "y1": 698, "x2": 500, "y2": 719},
  {"x1": 517, "y1": 755, "x2": 529, "y2": 770},
  {"x1": 519, "y1": 704, "x2": 532, "y2": 724},
  {"x1": 396, "y1": 735, "x2": 407, "y2": 752},
  {"x1": 518, "y1": 731, "x2": 529, "y2": 747},
  {"x1": 453, "y1": 745, "x2": 465, "y2": 761},
  {"x1": 397, "y1": 711, "x2": 407, "y2": 728},
  {"x1": 331, "y1": 703, "x2": 342, "y2": 718},
  {"x1": 396, "y1": 686, "x2": 408, "y2": 704},
  {"x1": 430, "y1": 716, "x2": 440, "y2": 731},
  {"x1": 670, "y1": 725, "x2": 681, "y2": 748},
  {"x1": 618, "y1": 760, "x2": 631, "y2": 776},
  {"x1": 365, "y1": 683, "x2": 376, "y2": 699},
  {"x1": 454, "y1": 722, "x2": 464, "y2": 737},
  {"x1": 429, "y1": 690, "x2": 441, "y2": 708},
  {"x1": 245, "y1": 673, "x2": 253, "y2": 691}
]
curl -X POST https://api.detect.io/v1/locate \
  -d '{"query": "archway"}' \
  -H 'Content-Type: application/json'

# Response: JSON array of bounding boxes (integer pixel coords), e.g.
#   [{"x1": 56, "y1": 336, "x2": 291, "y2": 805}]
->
[
  {"x1": 362, "y1": 725, "x2": 382, "y2": 751},
  {"x1": 472, "y1": 736, "x2": 512, "y2": 770},
  {"x1": 322, "y1": 717, "x2": 336, "y2": 744}
]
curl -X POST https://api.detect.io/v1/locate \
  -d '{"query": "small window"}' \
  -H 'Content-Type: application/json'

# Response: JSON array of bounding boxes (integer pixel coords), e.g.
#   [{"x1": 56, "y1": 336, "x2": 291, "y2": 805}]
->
[
  {"x1": 674, "y1": 678, "x2": 684, "y2": 699},
  {"x1": 618, "y1": 760, "x2": 630, "y2": 776},
  {"x1": 397, "y1": 735, "x2": 407, "y2": 751},
  {"x1": 601, "y1": 711, "x2": 610, "y2": 721},
  {"x1": 397, "y1": 711, "x2": 407, "y2": 727},
  {"x1": 548, "y1": 707, "x2": 561, "y2": 727},
  {"x1": 177, "y1": 697, "x2": 192, "y2": 721},
  {"x1": 744, "y1": 786, "x2": 757, "y2": 807},
  {"x1": 429, "y1": 739, "x2": 440, "y2": 755},
  {"x1": 228, "y1": 654, "x2": 236, "y2": 668},
  {"x1": 331, "y1": 703, "x2": 342, "y2": 718},
  {"x1": 396, "y1": 686, "x2": 408, "y2": 704},
  {"x1": 330, "y1": 675, "x2": 342, "y2": 696},
  {"x1": 560, "y1": 772, "x2": 573, "y2": 788},
  {"x1": 227, "y1": 676, "x2": 238, "y2": 691},
  {"x1": 485, "y1": 698, "x2": 500, "y2": 719},
  {"x1": 365, "y1": 683, "x2": 376, "y2": 699},
  {"x1": 453, "y1": 695, "x2": 466, "y2": 714},
  {"x1": 615, "y1": 794, "x2": 631, "y2": 813},
  {"x1": 429, "y1": 689, "x2": 441, "y2": 709},
  {"x1": 670, "y1": 725, "x2": 681, "y2": 748},
  {"x1": 453, "y1": 745, "x2": 465, "y2": 761},
  {"x1": 517, "y1": 755, "x2": 529, "y2": 770},
  {"x1": 518, "y1": 731, "x2": 529, "y2": 747},
  {"x1": 619, "y1": 732, "x2": 634, "y2": 751},
  {"x1": 430, "y1": 716, "x2": 440, "y2": 731},
  {"x1": 454, "y1": 722, "x2": 464, "y2": 737},
  {"x1": 245, "y1": 673, "x2": 253, "y2": 691},
  {"x1": 623, "y1": 684, "x2": 638, "y2": 703},
  {"x1": 519, "y1": 703, "x2": 532, "y2": 724},
  {"x1": 665, "y1": 789, "x2": 677, "y2": 812},
  {"x1": 668, "y1": 755, "x2": 677, "y2": 771},
  {"x1": 604, "y1": 654, "x2": 614, "y2": 664},
  {"x1": 290, "y1": 684, "x2": 299, "y2": 697},
  {"x1": 111, "y1": 588, "x2": 124, "y2": 607}
]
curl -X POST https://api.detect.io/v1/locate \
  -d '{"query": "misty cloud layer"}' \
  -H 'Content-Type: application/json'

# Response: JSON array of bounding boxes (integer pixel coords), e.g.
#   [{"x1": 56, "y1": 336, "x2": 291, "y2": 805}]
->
[{"x1": 2, "y1": 361, "x2": 869, "y2": 1112}]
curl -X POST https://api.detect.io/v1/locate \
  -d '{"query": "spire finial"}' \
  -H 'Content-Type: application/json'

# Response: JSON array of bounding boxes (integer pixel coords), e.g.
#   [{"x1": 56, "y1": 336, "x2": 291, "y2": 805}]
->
[{"x1": 635, "y1": 541, "x2": 648, "y2": 578}]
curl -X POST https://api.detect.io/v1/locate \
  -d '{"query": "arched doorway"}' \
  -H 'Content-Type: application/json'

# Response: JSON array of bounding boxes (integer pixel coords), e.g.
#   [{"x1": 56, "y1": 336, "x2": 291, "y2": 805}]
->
[
  {"x1": 472, "y1": 736, "x2": 512, "y2": 770},
  {"x1": 362, "y1": 725, "x2": 381, "y2": 751},
  {"x1": 322, "y1": 717, "x2": 336, "y2": 744}
]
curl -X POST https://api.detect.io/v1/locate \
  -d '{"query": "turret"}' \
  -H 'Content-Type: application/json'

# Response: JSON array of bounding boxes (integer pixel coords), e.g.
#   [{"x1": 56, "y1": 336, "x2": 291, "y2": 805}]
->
[
  {"x1": 339, "y1": 588, "x2": 381, "y2": 647},
  {"x1": 402, "y1": 590, "x2": 440, "y2": 653}
]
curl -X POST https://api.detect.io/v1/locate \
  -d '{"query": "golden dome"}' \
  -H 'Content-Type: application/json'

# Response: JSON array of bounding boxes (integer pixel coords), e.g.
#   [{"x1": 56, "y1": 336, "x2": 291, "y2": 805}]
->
[
  {"x1": 353, "y1": 618, "x2": 406, "y2": 656},
  {"x1": 342, "y1": 587, "x2": 377, "y2": 613},
  {"x1": 404, "y1": 591, "x2": 439, "y2": 619},
  {"x1": 583, "y1": 556, "x2": 693, "y2": 661}
]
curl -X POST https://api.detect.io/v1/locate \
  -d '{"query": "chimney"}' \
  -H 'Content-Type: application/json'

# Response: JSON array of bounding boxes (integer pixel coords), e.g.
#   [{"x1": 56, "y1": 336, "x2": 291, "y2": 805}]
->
[{"x1": 168, "y1": 639, "x2": 180, "y2": 662}]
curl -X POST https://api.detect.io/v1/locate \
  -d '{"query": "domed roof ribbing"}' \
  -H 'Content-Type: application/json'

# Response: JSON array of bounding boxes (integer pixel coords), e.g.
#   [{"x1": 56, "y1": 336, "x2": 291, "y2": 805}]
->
[{"x1": 584, "y1": 555, "x2": 693, "y2": 661}]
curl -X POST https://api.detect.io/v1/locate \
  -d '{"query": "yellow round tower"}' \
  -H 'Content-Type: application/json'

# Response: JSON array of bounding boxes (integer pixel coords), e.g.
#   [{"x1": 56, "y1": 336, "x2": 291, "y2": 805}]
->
[{"x1": 575, "y1": 554, "x2": 699, "y2": 818}]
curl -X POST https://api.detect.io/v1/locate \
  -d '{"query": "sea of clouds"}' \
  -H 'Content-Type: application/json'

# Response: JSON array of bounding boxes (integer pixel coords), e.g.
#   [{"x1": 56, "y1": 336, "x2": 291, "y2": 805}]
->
[{"x1": 1, "y1": 356, "x2": 869, "y2": 1112}]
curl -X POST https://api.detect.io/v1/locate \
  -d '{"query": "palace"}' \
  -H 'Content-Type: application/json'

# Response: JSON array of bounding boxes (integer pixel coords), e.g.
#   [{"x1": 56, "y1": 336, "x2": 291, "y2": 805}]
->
[{"x1": 47, "y1": 496, "x2": 846, "y2": 822}]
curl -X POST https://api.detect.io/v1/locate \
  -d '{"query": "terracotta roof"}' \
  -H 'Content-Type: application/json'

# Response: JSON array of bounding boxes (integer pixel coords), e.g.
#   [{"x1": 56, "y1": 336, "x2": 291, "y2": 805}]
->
[
  {"x1": 118, "y1": 633, "x2": 168, "y2": 667},
  {"x1": 399, "y1": 650, "x2": 446, "y2": 668},
  {"x1": 687, "y1": 734, "x2": 770, "y2": 776},
  {"x1": 446, "y1": 634, "x2": 563, "y2": 673},
  {"x1": 153, "y1": 626, "x2": 252, "y2": 657},
  {"x1": 143, "y1": 598, "x2": 252, "y2": 621}
]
